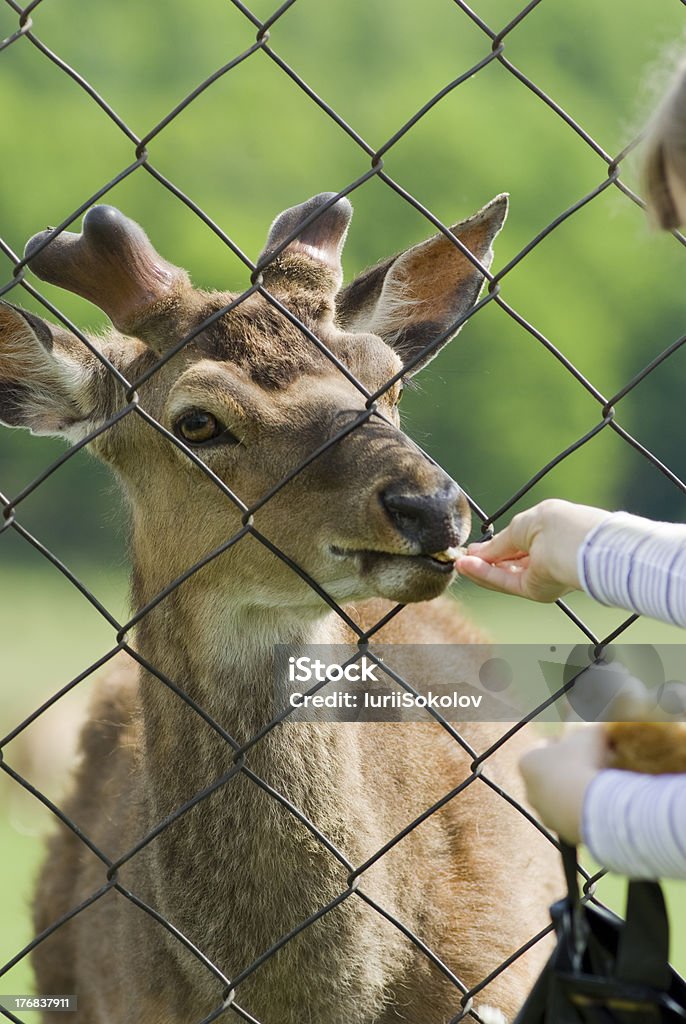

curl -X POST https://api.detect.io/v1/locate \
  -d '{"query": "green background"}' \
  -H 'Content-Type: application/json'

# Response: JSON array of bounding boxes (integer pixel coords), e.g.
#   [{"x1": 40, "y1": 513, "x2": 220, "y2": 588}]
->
[{"x1": 2, "y1": 0, "x2": 686, "y2": 1003}]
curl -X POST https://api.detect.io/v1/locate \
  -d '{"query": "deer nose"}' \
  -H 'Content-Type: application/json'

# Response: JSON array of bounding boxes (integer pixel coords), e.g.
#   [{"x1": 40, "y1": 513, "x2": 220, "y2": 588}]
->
[{"x1": 381, "y1": 481, "x2": 466, "y2": 551}]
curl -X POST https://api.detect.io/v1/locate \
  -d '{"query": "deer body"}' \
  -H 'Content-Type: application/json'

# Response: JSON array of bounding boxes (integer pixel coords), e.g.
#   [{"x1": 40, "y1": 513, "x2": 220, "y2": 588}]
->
[
  {"x1": 0, "y1": 193, "x2": 559, "y2": 1022},
  {"x1": 34, "y1": 604, "x2": 552, "y2": 1024}
]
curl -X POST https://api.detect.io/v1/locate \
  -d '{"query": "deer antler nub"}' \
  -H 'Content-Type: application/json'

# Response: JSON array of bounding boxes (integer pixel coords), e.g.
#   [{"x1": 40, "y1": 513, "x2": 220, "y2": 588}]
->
[{"x1": 25, "y1": 205, "x2": 190, "y2": 338}]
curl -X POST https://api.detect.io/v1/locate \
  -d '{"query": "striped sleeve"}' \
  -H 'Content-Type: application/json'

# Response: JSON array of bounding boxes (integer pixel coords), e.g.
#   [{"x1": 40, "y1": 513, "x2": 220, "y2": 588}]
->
[
  {"x1": 577, "y1": 512, "x2": 686, "y2": 626},
  {"x1": 582, "y1": 769, "x2": 686, "y2": 879}
]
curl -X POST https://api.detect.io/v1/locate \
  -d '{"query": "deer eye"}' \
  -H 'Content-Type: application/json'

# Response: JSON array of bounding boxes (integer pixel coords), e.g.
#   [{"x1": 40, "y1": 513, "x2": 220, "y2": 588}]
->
[{"x1": 174, "y1": 410, "x2": 233, "y2": 446}]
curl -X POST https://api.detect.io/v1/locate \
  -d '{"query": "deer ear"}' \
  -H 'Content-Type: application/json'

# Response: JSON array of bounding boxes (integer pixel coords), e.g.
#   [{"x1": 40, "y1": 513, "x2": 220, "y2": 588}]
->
[
  {"x1": 0, "y1": 302, "x2": 104, "y2": 439},
  {"x1": 336, "y1": 194, "x2": 508, "y2": 375}
]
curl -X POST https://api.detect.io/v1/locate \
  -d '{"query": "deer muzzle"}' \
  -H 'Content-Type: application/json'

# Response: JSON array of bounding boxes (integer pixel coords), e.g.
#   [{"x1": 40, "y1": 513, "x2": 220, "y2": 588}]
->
[{"x1": 380, "y1": 480, "x2": 468, "y2": 553}]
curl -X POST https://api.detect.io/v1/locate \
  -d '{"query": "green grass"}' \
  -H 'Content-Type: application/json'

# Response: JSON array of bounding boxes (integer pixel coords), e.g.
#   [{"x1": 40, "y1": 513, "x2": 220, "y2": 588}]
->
[
  {"x1": 0, "y1": 819, "x2": 45, "y2": 996},
  {"x1": 1, "y1": 563, "x2": 685, "y2": 999},
  {"x1": 0, "y1": 562, "x2": 129, "y2": 995}
]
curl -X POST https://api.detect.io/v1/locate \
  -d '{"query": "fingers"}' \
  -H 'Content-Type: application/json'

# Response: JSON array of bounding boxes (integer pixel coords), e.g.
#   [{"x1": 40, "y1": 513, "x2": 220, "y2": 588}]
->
[
  {"x1": 456, "y1": 554, "x2": 572, "y2": 602},
  {"x1": 558, "y1": 722, "x2": 609, "y2": 766},
  {"x1": 455, "y1": 554, "x2": 527, "y2": 597},
  {"x1": 518, "y1": 742, "x2": 550, "y2": 780},
  {"x1": 519, "y1": 725, "x2": 608, "y2": 779},
  {"x1": 465, "y1": 523, "x2": 522, "y2": 563},
  {"x1": 466, "y1": 507, "x2": 538, "y2": 563}
]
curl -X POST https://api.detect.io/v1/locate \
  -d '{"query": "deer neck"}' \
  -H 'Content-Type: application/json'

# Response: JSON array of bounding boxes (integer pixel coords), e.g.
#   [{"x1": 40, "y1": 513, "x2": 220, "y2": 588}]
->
[
  {"x1": 131, "y1": 566, "x2": 356, "y2": 817},
  {"x1": 123, "y1": 556, "x2": 408, "y2": 1015},
  {"x1": 124, "y1": 567, "x2": 389, "y2": 994}
]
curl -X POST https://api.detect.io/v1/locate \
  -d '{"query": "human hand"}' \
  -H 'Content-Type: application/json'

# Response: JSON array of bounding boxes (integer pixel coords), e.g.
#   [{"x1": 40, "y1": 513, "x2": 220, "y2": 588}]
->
[
  {"x1": 455, "y1": 499, "x2": 612, "y2": 602},
  {"x1": 519, "y1": 726, "x2": 609, "y2": 844}
]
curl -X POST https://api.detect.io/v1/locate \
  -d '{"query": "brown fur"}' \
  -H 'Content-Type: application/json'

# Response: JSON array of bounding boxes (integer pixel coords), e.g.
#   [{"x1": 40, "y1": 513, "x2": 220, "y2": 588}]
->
[
  {"x1": 30, "y1": 603, "x2": 559, "y2": 1024},
  {"x1": 607, "y1": 721, "x2": 686, "y2": 774},
  {"x1": 1, "y1": 193, "x2": 560, "y2": 1023},
  {"x1": 642, "y1": 61, "x2": 686, "y2": 229}
]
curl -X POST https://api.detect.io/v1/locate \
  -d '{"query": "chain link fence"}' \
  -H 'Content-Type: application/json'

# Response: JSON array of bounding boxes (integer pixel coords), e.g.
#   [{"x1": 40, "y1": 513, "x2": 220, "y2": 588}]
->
[{"x1": 1, "y1": 1, "x2": 686, "y2": 1022}]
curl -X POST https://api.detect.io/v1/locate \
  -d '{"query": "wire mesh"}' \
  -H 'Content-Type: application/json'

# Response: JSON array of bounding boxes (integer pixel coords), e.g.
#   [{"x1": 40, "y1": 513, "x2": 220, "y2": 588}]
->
[{"x1": 1, "y1": 2, "x2": 685, "y2": 1022}]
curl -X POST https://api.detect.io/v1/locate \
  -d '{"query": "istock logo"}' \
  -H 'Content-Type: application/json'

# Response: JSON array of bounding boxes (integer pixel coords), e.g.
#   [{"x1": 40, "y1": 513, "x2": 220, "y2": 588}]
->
[
  {"x1": 287, "y1": 656, "x2": 379, "y2": 683},
  {"x1": 274, "y1": 643, "x2": 686, "y2": 724}
]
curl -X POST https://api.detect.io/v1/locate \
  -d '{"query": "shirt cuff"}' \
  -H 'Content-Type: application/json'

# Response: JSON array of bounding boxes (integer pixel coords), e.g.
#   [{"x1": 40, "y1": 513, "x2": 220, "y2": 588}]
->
[
  {"x1": 577, "y1": 512, "x2": 686, "y2": 626},
  {"x1": 582, "y1": 769, "x2": 686, "y2": 880}
]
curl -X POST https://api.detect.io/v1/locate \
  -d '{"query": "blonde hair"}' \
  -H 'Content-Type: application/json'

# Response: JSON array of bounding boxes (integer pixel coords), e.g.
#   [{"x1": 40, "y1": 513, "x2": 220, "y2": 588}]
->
[{"x1": 643, "y1": 60, "x2": 686, "y2": 229}]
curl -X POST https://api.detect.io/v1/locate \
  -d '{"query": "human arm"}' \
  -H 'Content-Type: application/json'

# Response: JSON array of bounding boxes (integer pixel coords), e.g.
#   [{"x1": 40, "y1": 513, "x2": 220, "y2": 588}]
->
[{"x1": 519, "y1": 730, "x2": 686, "y2": 880}]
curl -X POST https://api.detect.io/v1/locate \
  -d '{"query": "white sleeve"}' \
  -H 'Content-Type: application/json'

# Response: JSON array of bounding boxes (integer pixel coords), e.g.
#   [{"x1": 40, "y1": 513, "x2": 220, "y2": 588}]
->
[
  {"x1": 582, "y1": 769, "x2": 686, "y2": 880},
  {"x1": 577, "y1": 512, "x2": 686, "y2": 626}
]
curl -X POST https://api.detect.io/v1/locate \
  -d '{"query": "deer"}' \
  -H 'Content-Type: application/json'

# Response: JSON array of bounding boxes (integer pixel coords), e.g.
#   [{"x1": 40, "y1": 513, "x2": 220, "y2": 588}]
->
[{"x1": 0, "y1": 192, "x2": 560, "y2": 1024}]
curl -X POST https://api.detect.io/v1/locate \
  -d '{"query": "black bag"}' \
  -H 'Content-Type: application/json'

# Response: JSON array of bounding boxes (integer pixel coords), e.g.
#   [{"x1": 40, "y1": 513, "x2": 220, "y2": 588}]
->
[{"x1": 513, "y1": 843, "x2": 686, "y2": 1023}]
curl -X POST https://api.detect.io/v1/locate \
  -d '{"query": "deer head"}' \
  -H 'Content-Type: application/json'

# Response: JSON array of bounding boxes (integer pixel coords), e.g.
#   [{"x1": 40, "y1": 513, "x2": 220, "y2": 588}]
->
[{"x1": 0, "y1": 192, "x2": 506, "y2": 611}]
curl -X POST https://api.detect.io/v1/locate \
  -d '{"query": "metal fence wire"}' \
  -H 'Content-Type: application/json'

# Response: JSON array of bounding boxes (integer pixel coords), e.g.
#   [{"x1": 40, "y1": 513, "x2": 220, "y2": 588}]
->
[{"x1": 1, "y1": 1, "x2": 686, "y2": 1022}]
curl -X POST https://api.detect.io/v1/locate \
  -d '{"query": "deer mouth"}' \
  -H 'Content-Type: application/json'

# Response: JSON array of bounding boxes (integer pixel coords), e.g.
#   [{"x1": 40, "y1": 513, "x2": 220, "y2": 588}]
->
[{"x1": 330, "y1": 545, "x2": 464, "y2": 575}]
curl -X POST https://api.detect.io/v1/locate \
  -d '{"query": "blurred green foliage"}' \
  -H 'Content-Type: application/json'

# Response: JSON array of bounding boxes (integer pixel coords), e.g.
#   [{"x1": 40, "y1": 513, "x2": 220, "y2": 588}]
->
[{"x1": 1, "y1": 1, "x2": 686, "y2": 567}]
